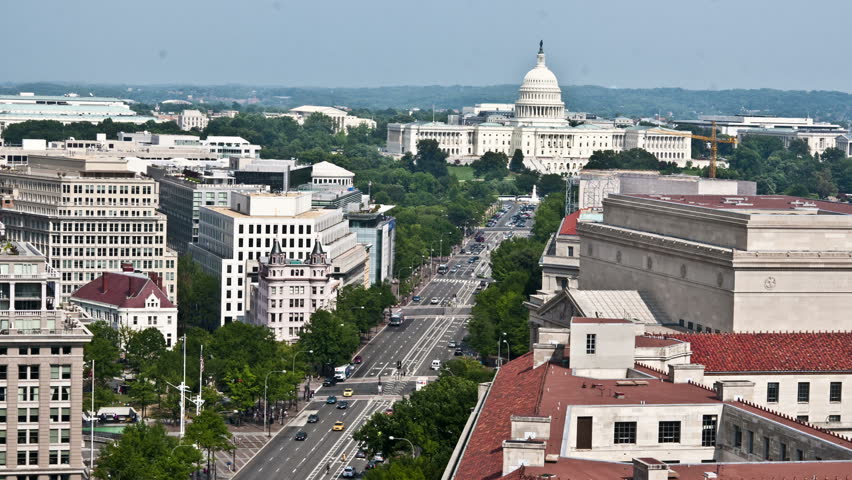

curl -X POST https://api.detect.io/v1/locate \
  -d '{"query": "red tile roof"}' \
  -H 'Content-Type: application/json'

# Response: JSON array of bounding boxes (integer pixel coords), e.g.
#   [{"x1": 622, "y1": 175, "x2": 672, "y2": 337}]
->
[
  {"x1": 668, "y1": 332, "x2": 852, "y2": 372},
  {"x1": 71, "y1": 271, "x2": 175, "y2": 309},
  {"x1": 454, "y1": 352, "x2": 546, "y2": 480},
  {"x1": 513, "y1": 459, "x2": 852, "y2": 480},
  {"x1": 557, "y1": 210, "x2": 583, "y2": 236},
  {"x1": 627, "y1": 194, "x2": 852, "y2": 214}
]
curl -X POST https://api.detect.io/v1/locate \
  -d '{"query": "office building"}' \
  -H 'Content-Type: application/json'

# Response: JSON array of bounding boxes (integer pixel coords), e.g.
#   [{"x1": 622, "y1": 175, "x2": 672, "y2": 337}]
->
[
  {"x1": 70, "y1": 264, "x2": 178, "y2": 348},
  {"x1": 578, "y1": 194, "x2": 852, "y2": 333},
  {"x1": 229, "y1": 158, "x2": 312, "y2": 193},
  {"x1": 188, "y1": 191, "x2": 369, "y2": 325},
  {"x1": 387, "y1": 43, "x2": 691, "y2": 174},
  {"x1": 674, "y1": 114, "x2": 846, "y2": 137},
  {"x1": 737, "y1": 127, "x2": 847, "y2": 156},
  {"x1": 0, "y1": 241, "x2": 92, "y2": 480},
  {"x1": 445, "y1": 318, "x2": 852, "y2": 479},
  {"x1": 346, "y1": 210, "x2": 396, "y2": 285},
  {"x1": 0, "y1": 93, "x2": 157, "y2": 138},
  {"x1": 177, "y1": 109, "x2": 208, "y2": 131},
  {"x1": 250, "y1": 240, "x2": 339, "y2": 342},
  {"x1": 0, "y1": 155, "x2": 178, "y2": 304},
  {"x1": 147, "y1": 165, "x2": 268, "y2": 254}
]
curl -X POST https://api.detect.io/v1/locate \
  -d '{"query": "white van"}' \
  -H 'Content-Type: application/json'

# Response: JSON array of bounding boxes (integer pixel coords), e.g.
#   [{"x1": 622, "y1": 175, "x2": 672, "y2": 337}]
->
[{"x1": 431, "y1": 359, "x2": 441, "y2": 370}]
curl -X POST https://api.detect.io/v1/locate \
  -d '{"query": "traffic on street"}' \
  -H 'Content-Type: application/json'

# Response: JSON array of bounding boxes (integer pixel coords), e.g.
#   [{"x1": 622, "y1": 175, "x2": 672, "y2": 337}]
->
[{"x1": 233, "y1": 199, "x2": 535, "y2": 479}]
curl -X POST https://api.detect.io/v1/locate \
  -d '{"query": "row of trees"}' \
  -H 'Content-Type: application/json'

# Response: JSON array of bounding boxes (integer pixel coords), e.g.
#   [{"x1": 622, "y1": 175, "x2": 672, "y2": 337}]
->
[
  {"x1": 468, "y1": 193, "x2": 564, "y2": 361},
  {"x1": 354, "y1": 358, "x2": 493, "y2": 479}
]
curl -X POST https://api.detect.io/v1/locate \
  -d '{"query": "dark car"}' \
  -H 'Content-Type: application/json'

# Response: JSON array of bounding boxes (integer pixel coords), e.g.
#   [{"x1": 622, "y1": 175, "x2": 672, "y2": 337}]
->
[
  {"x1": 412, "y1": 295, "x2": 422, "y2": 302},
  {"x1": 307, "y1": 414, "x2": 319, "y2": 423},
  {"x1": 355, "y1": 448, "x2": 367, "y2": 459},
  {"x1": 323, "y1": 377, "x2": 336, "y2": 387},
  {"x1": 353, "y1": 355, "x2": 362, "y2": 364},
  {"x1": 454, "y1": 348, "x2": 464, "y2": 356},
  {"x1": 326, "y1": 395, "x2": 337, "y2": 404},
  {"x1": 365, "y1": 460, "x2": 377, "y2": 470},
  {"x1": 337, "y1": 400, "x2": 349, "y2": 409},
  {"x1": 294, "y1": 431, "x2": 308, "y2": 441}
]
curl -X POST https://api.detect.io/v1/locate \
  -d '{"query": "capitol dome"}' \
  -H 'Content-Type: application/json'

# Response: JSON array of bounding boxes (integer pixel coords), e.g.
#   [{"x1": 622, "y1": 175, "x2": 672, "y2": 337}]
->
[{"x1": 513, "y1": 41, "x2": 567, "y2": 125}]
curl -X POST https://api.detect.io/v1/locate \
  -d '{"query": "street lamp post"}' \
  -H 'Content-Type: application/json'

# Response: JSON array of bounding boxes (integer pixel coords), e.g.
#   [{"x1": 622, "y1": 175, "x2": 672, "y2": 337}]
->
[
  {"x1": 263, "y1": 369, "x2": 287, "y2": 437},
  {"x1": 503, "y1": 339, "x2": 510, "y2": 365},
  {"x1": 292, "y1": 350, "x2": 313, "y2": 408},
  {"x1": 389, "y1": 436, "x2": 416, "y2": 458}
]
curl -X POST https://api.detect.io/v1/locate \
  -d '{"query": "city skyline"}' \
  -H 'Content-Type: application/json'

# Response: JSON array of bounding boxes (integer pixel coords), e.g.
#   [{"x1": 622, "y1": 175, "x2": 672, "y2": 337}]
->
[{"x1": 3, "y1": 0, "x2": 852, "y2": 92}]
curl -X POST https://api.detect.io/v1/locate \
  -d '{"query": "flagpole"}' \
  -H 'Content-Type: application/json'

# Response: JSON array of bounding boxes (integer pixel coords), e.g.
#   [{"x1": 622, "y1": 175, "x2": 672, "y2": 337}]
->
[
  {"x1": 197, "y1": 344, "x2": 203, "y2": 416},
  {"x1": 180, "y1": 334, "x2": 186, "y2": 439}
]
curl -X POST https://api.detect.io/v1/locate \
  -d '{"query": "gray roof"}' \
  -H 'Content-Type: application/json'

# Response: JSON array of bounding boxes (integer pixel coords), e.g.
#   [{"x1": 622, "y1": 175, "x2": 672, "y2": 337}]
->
[{"x1": 567, "y1": 290, "x2": 670, "y2": 325}]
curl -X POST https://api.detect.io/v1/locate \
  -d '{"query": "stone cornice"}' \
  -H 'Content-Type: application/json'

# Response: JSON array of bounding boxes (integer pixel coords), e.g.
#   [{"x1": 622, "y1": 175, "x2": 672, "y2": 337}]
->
[{"x1": 579, "y1": 222, "x2": 733, "y2": 264}]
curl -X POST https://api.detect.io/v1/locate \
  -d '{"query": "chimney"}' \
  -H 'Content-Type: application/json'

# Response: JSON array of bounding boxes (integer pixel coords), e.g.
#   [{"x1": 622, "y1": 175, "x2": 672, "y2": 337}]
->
[
  {"x1": 632, "y1": 458, "x2": 670, "y2": 480},
  {"x1": 714, "y1": 380, "x2": 755, "y2": 402},
  {"x1": 668, "y1": 364, "x2": 705, "y2": 384},
  {"x1": 501, "y1": 439, "x2": 545, "y2": 476},
  {"x1": 101, "y1": 273, "x2": 107, "y2": 293},
  {"x1": 121, "y1": 262, "x2": 134, "y2": 272},
  {"x1": 148, "y1": 272, "x2": 163, "y2": 290}
]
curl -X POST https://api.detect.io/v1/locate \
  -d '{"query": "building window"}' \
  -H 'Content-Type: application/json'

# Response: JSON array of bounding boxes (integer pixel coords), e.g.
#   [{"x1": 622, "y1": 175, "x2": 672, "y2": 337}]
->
[
  {"x1": 50, "y1": 365, "x2": 72, "y2": 380},
  {"x1": 795, "y1": 449, "x2": 804, "y2": 461},
  {"x1": 796, "y1": 415, "x2": 809, "y2": 423},
  {"x1": 780, "y1": 442, "x2": 788, "y2": 461},
  {"x1": 613, "y1": 422, "x2": 636, "y2": 444},
  {"x1": 585, "y1": 334, "x2": 596, "y2": 354},
  {"x1": 701, "y1": 415, "x2": 717, "y2": 447},
  {"x1": 658, "y1": 421, "x2": 681, "y2": 443},
  {"x1": 767, "y1": 382, "x2": 779, "y2": 403},
  {"x1": 17, "y1": 450, "x2": 38, "y2": 466},
  {"x1": 733, "y1": 425, "x2": 742, "y2": 448},
  {"x1": 828, "y1": 415, "x2": 841, "y2": 423},
  {"x1": 747, "y1": 430, "x2": 754, "y2": 454},
  {"x1": 763, "y1": 436, "x2": 770, "y2": 460},
  {"x1": 830, "y1": 382, "x2": 842, "y2": 403},
  {"x1": 18, "y1": 428, "x2": 38, "y2": 444},
  {"x1": 797, "y1": 382, "x2": 810, "y2": 403}
]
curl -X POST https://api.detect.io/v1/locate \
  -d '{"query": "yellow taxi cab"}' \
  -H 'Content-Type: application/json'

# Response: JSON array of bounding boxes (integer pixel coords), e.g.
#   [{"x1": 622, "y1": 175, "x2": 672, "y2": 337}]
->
[
  {"x1": 343, "y1": 388, "x2": 354, "y2": 397},
  {"x1": 333, "y1": 421, "x2": 345, "y2": 431}
]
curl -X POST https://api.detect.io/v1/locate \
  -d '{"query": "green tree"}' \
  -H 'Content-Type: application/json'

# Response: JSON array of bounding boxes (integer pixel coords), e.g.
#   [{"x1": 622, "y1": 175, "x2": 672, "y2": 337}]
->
[
  {"x1": 93, "y1": 423, "x2": 202, "y2": 480},
  {"x1": 186, "y1": 409, "x2": 234, "y2": 477},
  {"x1": 470, "y1": 151, "x2": 509, "y2": 181},
  {"x1": 509, "y1": 149, "x2": 525, "y2": 173},
  {"x1": 125, "y1": 328, "x2": 166, "y2": 375},
  {"x1": 84, "y1": 321, "x2": 122, "y2": 383},
  {"x1": 128, "y1": 381, "x2": 159, "y2": 418},
  {"x1": 537, "y1": 173, "x2": 565, "y2": 196},
  {"x1": 298, "y1": 310, "x2": 360, "y2": 371},
  {"x1": 531, "y1": 193, "x2": 566, "y2": 243},
  {"x1": 411, "y1": 140, "x2": 449, "y2": 178},
  {"x1": 442, "y1": 357, "x2": 495, "y2": 383}
]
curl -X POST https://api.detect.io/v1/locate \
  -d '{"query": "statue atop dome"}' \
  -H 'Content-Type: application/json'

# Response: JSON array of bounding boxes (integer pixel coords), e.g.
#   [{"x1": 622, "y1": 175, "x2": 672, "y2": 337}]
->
[{"x1": 539, "y1": 40, "x2": 543, "y2": 54}]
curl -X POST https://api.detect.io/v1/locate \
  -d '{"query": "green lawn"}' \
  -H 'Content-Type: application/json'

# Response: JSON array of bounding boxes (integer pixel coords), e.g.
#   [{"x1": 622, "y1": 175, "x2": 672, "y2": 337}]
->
[{"x1": 448, "y1": 165, "x2": 474, "y2": 181}]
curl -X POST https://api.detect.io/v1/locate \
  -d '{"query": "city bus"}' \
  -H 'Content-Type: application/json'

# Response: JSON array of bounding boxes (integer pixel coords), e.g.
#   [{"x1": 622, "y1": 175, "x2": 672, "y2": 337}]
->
[{"x1": 390, "y1": 312, "x2": 404, "y2": 326}]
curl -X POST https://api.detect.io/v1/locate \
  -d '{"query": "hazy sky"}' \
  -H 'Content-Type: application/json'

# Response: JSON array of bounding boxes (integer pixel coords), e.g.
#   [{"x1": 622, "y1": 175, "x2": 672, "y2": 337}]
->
[{"x1": 4, "y1": 0, "x2": 852, "y2": 92}]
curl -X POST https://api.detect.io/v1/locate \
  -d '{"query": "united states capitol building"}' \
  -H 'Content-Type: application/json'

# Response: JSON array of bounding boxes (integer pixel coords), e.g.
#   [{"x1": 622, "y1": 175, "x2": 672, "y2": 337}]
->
[{"x1": 387, "y1": 43, "x2": 691, "y2": 174}]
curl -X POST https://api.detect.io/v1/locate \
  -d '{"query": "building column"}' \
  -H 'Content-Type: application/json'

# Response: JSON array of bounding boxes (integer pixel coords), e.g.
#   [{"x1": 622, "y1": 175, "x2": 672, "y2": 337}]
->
[
  {"x1": 9, "y1": 282, "x2": 14, "y2": 310},
  {"x1": 41, "y1": 282, "x2": 46, "y2": 310}
]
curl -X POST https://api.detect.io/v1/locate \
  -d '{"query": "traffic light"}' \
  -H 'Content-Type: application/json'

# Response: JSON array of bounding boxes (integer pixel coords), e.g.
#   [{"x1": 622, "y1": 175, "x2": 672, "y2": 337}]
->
[{"x1": 397, "y1": 360, "x2": 402, "y2": 370}]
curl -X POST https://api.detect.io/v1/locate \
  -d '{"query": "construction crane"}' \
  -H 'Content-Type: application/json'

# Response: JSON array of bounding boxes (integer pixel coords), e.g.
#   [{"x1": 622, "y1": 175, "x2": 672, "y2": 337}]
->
[{"x1": 652, "y1": 121, "x2": 736, "y2": 179}]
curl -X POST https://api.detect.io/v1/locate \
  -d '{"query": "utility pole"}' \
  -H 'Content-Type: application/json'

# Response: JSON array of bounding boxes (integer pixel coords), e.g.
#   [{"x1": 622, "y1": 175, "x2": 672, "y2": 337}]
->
[
  {"x1": 196, "y1": 344, "x2": 204, "y2": 416},
  {"x1": 90, "y1": 360, "x2": 95, "y2": 472}
]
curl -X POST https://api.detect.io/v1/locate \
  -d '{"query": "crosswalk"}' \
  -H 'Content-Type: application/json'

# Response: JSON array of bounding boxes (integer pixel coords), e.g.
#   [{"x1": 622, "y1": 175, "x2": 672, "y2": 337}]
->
[{"x1": 430, "y1": 278, "x2": 479, "y2": 284}]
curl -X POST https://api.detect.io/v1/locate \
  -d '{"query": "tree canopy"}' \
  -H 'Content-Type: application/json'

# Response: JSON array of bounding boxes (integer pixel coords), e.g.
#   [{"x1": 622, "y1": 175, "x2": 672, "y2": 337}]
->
[{"x1": 93, "y1": 423, "x2": 202, "y2": 480}]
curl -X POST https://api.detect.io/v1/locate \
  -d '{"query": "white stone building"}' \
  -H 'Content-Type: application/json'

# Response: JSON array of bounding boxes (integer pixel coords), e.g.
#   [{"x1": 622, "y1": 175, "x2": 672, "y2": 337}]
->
[
  {"x1": 675, "y1": 114, "x2": 845, "y2": 137},
  {"x1": 188, "y1": 191, "x2": 369, "y2": 325},
  {"x1": 310, "y1": 161, "x2": 354, "y2": 190},
  {"x1": 0, "y1": 93, "x2": 157, "y2": 138},
  {"x1": 178, "y1": 109, "x2": 209, "y2": 131},
  {"x1": 737, "y1": 127, "x2": 846, "y2": 156},
  {"x1": 636, "y1": 332, "x2": 852, "y2": 435},
  {"x1": 275, "y1": 106, "x2": 377, "y2": 134},
  {"x1": 250, "y1": 240, "x2": 339, "y2": 342},
  {"x1": 70, "y1": 265, "x2": 178, "y2": 348},
  {"x1": 0, "y1": 155, "x2": 178, "y2": 304},
  {"x1": 387, "y1": 43, "x2": 691, "y2": 174},
  {"x1": 578, "y1": 193, "x2": 852, "y2": 333}
]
